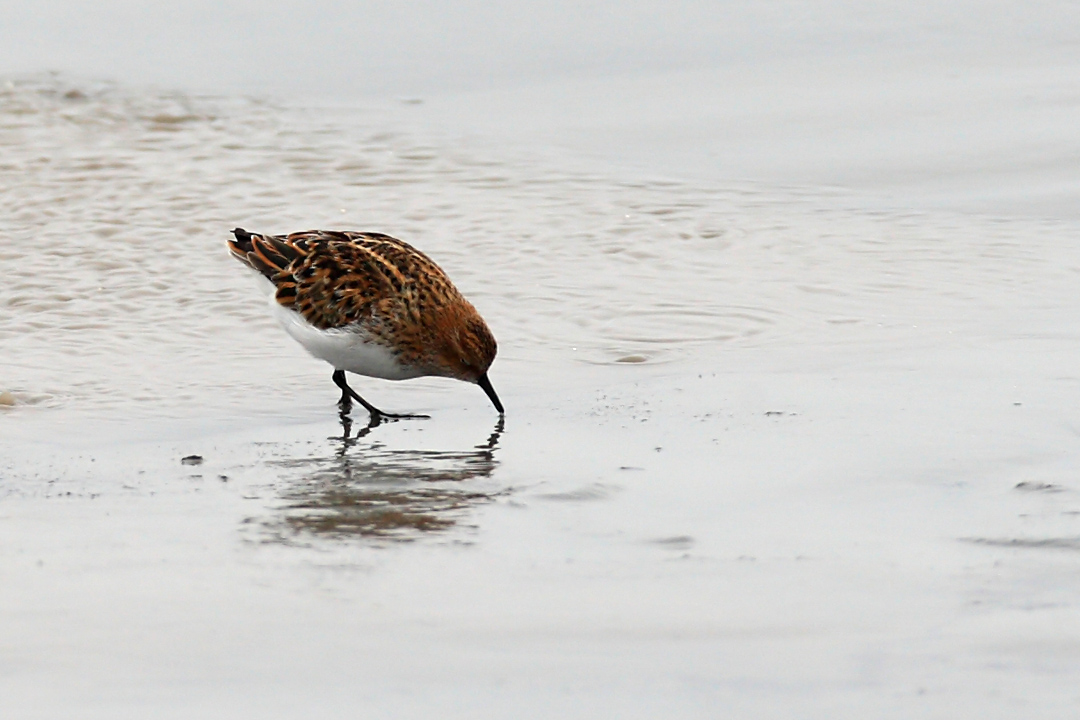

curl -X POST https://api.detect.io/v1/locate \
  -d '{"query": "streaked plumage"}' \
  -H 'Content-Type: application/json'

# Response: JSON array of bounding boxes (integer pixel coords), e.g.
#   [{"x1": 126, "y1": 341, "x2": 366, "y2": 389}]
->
[{"x1": 227, "y1": 227, "x2": 503, "y2": 419}]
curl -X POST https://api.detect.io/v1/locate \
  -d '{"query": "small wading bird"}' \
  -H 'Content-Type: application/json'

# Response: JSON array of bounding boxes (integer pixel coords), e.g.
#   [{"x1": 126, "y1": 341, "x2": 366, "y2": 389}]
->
[{"x1": 227, "y1": 228, "x2": 503, "y2": 421}]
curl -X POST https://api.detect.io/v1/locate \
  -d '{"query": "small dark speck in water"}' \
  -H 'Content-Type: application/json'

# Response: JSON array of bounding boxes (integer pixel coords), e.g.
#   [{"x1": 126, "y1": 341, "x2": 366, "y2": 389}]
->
[
  {"x1": 181, "y1": 455, "x2": 203, "y2": 465},
  {"x1": 616, "y1": 355, "x2": 648, "y2": 364},
  {"x1": 534, "y1": 483, "x2": 618, "y2": 502},
  {"x1": 650, "y1": 535, "x2": 695, "y2": 550},
  {"x1": 765, "y1": 411, "x2": 784, "y2": 416},
  {"x1": 965, "y1": 536, "x2": 1080, "y2": 550},
  {"x1": 148, "y1": 113, "x2": 202, "y2": 125},
  {"x1": 219, "y1": 475, "x2": 229, "y2": 482},
  {"x1": 1014, "y1": 481, "x2": 1065, "y2": 493},
  {"x1": 619, "y1": 466, "x2": 644, "y2": 471}
]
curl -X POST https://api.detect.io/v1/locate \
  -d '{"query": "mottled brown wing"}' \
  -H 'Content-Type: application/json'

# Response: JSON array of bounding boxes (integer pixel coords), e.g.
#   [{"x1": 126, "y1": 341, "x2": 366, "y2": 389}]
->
[
  {"x1": 285, "y1": 237, "x2": 405, "y2": 330},
  {"x1": 339, "y1": 232, "x2": 462, "y2": 319},
  {"x1": 231, "y1": 229, "x2": 462, "y2": 332}
]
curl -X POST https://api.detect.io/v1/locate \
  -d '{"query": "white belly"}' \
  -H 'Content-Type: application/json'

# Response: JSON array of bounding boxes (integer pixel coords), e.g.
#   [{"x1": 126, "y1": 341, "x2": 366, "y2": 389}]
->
[{"x1": 269, "y1": 301, "x2": 424, "y2": 381}]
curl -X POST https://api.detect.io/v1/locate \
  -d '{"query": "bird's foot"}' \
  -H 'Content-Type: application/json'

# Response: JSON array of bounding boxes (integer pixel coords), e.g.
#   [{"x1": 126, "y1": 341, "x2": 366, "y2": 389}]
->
[{"x1": 371, "y1": 410, "x2": 430, "y2": 421}]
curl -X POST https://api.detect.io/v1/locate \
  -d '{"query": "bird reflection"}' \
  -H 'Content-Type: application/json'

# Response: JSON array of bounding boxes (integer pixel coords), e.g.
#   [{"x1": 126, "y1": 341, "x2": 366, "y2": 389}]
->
[{"x1": 264, "y1": 411, "x2": 504, "y2": 543}]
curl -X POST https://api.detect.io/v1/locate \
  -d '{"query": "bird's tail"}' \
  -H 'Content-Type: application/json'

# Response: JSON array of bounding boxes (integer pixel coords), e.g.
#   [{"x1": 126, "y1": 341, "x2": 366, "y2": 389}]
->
[{"x1": 227, "y1": 228, "x2": 306, "y2": 280}]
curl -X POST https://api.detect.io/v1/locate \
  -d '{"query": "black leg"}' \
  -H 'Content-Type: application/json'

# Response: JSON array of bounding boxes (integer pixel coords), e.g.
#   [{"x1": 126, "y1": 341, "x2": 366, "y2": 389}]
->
[
  {"x1": 336, "y1": 372, "x2": 352, "y2": 413},
  {"x1": 332, "y1": 370, "x2": 429, "y2": 420}
]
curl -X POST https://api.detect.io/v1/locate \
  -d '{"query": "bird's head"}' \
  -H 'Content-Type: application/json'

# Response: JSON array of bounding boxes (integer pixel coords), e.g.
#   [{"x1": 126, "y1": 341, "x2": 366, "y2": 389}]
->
[{"x1": 437, "y1": 309, "x2": 503, "y2": 413}]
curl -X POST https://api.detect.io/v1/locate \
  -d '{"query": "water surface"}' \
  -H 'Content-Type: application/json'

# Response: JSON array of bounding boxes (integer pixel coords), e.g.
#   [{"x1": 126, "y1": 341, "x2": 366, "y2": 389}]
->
[{"x1": 4, "y1": 72, "x2": 1080, "y2": 717}]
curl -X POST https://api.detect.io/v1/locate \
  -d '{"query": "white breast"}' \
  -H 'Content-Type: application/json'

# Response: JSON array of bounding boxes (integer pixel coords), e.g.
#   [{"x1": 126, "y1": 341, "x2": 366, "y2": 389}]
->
[{"x1": 269, "y1": 300, "x2": 424, "y2": 381}]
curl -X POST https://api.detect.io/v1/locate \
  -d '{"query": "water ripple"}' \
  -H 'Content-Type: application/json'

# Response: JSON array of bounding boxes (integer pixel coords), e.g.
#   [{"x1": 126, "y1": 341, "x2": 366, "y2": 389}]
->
[{"x1": 1, "y1": 73, "x2": 1076, "y2": 420}]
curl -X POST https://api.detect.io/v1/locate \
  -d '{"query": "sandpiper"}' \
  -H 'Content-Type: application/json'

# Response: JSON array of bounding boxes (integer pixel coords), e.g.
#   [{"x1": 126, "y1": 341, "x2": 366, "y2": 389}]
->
[{"x1": 227, "y1": 228, "x2": 503, "y2": 420}]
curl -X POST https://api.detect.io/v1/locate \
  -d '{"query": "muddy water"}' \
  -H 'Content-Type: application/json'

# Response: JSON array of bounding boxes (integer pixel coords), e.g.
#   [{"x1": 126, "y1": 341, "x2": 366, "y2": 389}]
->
[{"x1": 4, "y1": 75, "x2": 1080, "y2": 716}]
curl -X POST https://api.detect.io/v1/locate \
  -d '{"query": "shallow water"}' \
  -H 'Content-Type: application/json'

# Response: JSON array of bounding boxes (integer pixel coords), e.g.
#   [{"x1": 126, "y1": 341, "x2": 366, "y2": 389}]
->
[
  {"x1": 4, "y1": 75, "x2": 1077, "y2": 419},
  {"x1": 4, "y1": 71, "x2": 1080, "y2": 717}
]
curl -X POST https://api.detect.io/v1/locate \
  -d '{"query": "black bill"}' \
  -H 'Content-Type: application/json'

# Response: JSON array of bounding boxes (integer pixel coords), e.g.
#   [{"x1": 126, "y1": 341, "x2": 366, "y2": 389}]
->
[{"x1": 477, "y1": 373, "x2": 504, "y2": 414}]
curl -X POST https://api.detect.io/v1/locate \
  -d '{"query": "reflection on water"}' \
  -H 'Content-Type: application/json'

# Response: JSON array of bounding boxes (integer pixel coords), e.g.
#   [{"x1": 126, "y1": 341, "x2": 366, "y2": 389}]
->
[{"x1": 262, "y1": 416, "x2": 504, "y2": 542}]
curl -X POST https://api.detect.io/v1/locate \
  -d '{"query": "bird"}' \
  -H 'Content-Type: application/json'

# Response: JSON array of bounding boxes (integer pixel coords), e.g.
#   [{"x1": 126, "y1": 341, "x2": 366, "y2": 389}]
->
[{"x1": 227, "y1": 228, "x2": 503, "y2": 421}]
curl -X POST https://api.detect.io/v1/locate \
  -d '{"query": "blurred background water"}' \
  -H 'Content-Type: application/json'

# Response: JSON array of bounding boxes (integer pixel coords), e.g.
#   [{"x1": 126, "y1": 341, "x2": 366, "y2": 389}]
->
[{"x1": 3, "y1": 74, "x2": 1076, "y2": 424}]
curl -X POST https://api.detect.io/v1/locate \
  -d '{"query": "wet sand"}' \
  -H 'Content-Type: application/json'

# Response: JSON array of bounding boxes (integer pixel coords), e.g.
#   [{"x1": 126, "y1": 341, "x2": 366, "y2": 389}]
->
[{"x1": 6, "y1": 350, "x2": 1080, "y2": 717}]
